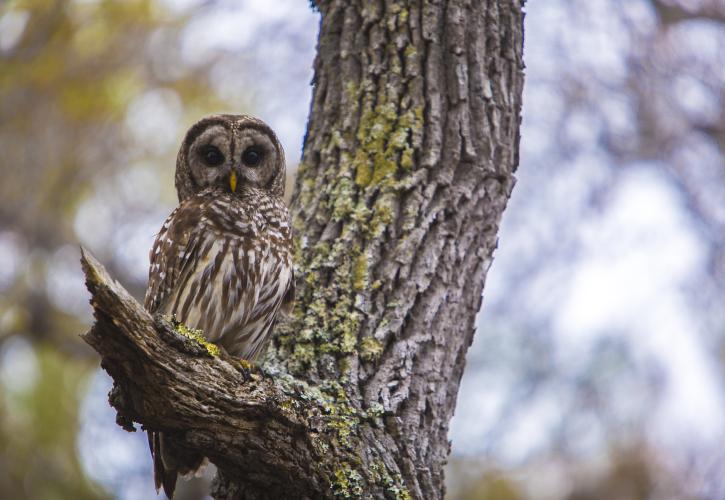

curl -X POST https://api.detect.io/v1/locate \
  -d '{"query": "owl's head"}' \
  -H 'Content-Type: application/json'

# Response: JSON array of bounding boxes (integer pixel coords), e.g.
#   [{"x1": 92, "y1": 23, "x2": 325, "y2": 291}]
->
[{"x1": 175, "y1": 114, "x2": 286, "y2": 201}]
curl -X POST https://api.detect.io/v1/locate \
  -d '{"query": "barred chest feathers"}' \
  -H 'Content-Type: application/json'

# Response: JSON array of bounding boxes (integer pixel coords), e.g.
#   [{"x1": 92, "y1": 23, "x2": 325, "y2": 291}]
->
[{"x1": 145, "y1": 187, "x2": 294, "y2": 361}]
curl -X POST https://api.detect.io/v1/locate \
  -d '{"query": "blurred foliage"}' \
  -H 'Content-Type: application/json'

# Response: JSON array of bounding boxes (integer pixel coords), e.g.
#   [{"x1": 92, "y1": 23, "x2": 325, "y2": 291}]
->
[
  {"x1": 0, "y1": 341, "x2": 105, "y2": 499},
  {"x1": 446, "y1": 460, "x2": 526, "y2": 500},
  {"x1": 0, "y1": 0, "x2": 237, "y2": 497},
  {"x1": 447, "y1": 443, "x2": 698, "y2": 500}
]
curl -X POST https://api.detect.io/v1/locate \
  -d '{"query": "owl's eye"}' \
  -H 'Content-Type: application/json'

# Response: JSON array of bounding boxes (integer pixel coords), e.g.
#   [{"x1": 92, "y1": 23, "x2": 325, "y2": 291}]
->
[
  {"x1": 242, "y1": 146, "x2": 263, "y2": 167},
  {"x1": 200, "y1": 145, "x2": 225, "y2": 166}
]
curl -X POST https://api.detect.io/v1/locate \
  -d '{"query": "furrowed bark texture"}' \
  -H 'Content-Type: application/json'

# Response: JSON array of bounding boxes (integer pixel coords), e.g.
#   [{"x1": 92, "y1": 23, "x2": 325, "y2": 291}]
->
[
  {"x1": 275, "y1": 0, "x2": 524, "y2": 496},
  {"x1": 82, "y1": 1, "x2": 524, "y2": 499}
]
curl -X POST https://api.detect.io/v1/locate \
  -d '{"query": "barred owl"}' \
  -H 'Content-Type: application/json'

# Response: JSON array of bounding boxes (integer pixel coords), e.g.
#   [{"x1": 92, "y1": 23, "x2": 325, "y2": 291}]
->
[{"x1": 144, "y1": 114, "x2": 294, "y2": 498}]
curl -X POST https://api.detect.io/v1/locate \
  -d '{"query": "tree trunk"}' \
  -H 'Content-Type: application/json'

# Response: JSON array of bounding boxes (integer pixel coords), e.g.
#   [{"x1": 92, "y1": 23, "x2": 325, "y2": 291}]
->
[{"x1": 81, "y1": 1, "x2": 524, "y2": 498}]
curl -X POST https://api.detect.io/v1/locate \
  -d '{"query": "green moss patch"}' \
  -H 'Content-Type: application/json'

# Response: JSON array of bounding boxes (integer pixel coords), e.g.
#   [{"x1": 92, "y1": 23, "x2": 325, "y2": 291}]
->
[{"x1": 165, "y1": 315, "x2": 220, "y2": 357}]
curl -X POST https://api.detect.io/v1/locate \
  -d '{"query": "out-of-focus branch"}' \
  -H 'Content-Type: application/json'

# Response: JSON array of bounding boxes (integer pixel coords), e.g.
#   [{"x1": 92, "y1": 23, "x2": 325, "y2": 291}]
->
[{"x1": 652, "y1": 0, "x2": 725, "y2": 25}]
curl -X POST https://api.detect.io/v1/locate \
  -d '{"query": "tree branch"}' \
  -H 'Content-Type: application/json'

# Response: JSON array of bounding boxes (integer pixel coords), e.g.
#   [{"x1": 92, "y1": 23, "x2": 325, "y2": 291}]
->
[{"x1": 81, "y1": 247, "x2": 346, "y2": 498}]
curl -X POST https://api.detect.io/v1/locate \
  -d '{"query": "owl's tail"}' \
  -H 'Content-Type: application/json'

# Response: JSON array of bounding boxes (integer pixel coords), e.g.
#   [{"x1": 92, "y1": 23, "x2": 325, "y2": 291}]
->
[{"x1": 148, "y1": 431, "x2": 205, "y2": 499}]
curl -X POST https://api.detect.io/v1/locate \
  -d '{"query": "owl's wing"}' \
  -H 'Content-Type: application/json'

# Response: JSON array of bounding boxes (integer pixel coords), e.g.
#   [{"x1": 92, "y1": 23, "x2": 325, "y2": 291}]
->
[
  {"x1": 144, "y1": 204, "x2": 203, "y2": 314},
  {"x1": 145, "y1": 205, "x2": 209, "y2": 500},
  {"x1": 281, "y1": 269, "x2": 295, "y2": 315}
]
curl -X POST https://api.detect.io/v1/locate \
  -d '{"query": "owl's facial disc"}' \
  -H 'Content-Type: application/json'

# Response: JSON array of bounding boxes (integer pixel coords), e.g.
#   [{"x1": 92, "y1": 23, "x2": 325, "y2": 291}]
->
[
  {"x1": 176, "y1": 115, "x2": 286, "y2": 201},
  {"x1": 235, "y1": 128, "x2": 281, "y2": 192},
  {"x1": 187, "y1": 125, "x2": 234, "y2": 192}
]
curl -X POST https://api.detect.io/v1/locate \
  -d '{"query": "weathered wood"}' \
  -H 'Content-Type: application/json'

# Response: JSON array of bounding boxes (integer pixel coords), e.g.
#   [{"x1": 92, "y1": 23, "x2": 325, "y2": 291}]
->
[
  {"x1": 82, "y1": 1, "x2": 524, "y2": 498},
  {"x1": 81, "y1": 248, "x2": 340, "y2": 498}
]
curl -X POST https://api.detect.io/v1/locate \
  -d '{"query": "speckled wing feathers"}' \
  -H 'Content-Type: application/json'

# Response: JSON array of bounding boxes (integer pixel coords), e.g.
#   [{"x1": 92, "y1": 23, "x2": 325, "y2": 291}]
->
[{"x1": 144, "y1": 205, "x2": 201, "y2": 314}]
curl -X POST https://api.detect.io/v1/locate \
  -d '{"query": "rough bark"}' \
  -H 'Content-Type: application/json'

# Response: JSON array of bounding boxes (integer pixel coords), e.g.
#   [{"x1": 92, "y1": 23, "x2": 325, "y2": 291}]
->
[{"x1": 81, "y1": 0, "x2": 524, "y2": 498}]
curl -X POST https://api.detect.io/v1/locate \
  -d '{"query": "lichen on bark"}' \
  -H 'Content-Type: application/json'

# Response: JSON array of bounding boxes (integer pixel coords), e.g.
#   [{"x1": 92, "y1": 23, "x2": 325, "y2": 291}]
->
[
  {"x1": 165, "y1": 314, "x2": 220, "y2": 357},
  {"x1": 272, "y1": 0, "x2": 524, "y2": 497}
]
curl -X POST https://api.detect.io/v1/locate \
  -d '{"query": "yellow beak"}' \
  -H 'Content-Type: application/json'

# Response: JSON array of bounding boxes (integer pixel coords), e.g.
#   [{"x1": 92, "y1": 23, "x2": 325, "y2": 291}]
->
[{"x1": 229, "y1": 171, "x2": 237, "y2": 193}]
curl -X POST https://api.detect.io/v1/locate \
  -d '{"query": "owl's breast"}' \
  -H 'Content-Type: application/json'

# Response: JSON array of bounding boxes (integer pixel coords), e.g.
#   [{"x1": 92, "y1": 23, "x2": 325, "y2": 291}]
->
[
  {"x1": 215, "y1": 231, "x2": 293, "y2": 359},
  {"x1": 165, "y1": 218, "x2": 291, "y2": 359},
  {"x1": 149, "y1": 190, "x2": 293, "y2": 360}
]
